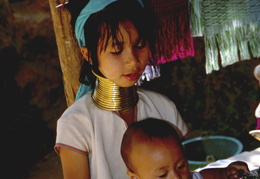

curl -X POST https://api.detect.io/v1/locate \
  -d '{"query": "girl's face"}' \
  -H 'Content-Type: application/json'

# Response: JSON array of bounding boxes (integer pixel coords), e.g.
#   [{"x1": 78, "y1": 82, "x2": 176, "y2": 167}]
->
[
  {"x1": 97, "y1": 21, "x2": 150, "y2": 87},
  {"x1": 128, "y1": 138, "x2": 191, "y2": 179}
]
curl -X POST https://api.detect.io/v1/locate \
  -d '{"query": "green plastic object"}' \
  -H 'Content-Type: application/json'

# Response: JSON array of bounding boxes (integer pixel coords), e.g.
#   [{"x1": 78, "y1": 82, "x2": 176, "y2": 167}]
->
[{"x1": 182, "y1": 135, "x2": 243, "y2": 171}]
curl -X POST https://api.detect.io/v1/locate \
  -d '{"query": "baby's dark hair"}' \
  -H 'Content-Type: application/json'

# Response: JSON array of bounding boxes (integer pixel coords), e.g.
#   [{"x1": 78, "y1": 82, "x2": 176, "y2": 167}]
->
[
  {"x1": 66, "y1": 0, "x2": 155, "y2": 87},
  {"x1": 121, "y1": 118, "x2": 182, "y2": 171}
]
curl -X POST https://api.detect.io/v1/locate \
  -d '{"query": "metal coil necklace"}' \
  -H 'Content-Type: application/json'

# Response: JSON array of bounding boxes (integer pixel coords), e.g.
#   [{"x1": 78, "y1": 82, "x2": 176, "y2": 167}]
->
[{"x1": 91, "y1": 71, "x2": 139, "y2": 111}]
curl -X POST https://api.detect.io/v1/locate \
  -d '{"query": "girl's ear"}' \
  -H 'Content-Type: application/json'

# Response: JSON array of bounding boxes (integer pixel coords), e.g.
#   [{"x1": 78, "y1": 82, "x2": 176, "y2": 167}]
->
[
  {"x1": 127, "y1": 170, "x2": 139, "y2": 179},
  {"x1": 80, "y1": 47, "x2": 93, "y2": 65}
]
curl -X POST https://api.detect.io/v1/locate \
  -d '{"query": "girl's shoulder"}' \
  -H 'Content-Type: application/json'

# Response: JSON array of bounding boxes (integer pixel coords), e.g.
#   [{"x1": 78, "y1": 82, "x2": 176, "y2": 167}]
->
[
  {"x1": 67, "y1": 92, "x2": 94, "y2": 110},
  {"x1": 137, "y1": 88, "x2": 177, "y2": 112},
  {"x1": 58, "y1": 92, "x2": 97, "y2": 123},
  {"x1": 137, "y1": 88, "x2": 172, "y2": 102}
]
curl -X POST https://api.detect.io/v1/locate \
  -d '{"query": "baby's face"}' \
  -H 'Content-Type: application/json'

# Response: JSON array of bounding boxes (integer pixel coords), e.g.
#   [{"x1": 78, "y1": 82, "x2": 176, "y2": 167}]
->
[{"x1": 128, "y1": 138, "x2": 191, "y2": 179}]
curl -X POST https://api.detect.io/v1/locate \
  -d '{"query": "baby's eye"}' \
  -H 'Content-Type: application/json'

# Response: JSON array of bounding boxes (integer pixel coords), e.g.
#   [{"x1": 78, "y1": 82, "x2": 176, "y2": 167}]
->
[
  {"x1": 135, "y1": 39, "x2": 146, "y2": 49},
  {"x1": 177, "y1": 163, "x2": 186, "y2": 170},
  {"x1": 158, "y1": 173, "x2": 167, "y2": 178}
]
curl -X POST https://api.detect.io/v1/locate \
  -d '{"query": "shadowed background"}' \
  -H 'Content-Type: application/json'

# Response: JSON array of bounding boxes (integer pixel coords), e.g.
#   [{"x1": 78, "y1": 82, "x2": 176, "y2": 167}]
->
[{"x1": 1, "y1": 0, "x2": 259, "y2": 178}]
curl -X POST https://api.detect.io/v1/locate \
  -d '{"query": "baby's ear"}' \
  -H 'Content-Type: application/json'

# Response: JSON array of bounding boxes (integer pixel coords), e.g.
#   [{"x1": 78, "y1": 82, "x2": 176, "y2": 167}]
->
[
  {"x1": 127, "y1": 170, "x2": 139, "y2": 179},
  {"x1": 80, "y1": 47, "x2": 93, "y2": 65}
]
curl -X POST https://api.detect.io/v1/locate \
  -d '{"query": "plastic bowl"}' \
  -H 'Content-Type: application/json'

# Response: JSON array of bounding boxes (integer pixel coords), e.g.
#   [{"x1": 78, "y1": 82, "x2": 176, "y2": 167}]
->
[{"x1": 182, "y1": 135, "x2": 243, "y2": 170}]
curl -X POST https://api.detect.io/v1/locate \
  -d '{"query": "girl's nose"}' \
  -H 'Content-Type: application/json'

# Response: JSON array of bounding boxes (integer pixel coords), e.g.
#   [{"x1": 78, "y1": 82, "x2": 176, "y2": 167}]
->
[{"x1": 125, "y1": 49, "x2": 139, "y2": 67}]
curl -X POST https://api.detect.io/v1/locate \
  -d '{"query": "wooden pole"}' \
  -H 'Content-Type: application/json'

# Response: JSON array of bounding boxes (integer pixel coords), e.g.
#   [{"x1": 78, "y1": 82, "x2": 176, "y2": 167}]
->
[{"x1": 48, "y1": 0, "x2": 82, "y2": 106}]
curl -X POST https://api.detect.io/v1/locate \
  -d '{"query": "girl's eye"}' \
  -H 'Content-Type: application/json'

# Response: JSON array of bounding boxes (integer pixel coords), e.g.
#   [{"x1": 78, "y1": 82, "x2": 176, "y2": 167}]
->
[
  {"x1": 111, "y1": 50, "x2": 122, "y2": 55},
  {"x1": 111, "y1": 46, "x2": 122, "y2": 55},
  {"x1": 135, "y1": 39, "x2": 146, "y2": 49}
]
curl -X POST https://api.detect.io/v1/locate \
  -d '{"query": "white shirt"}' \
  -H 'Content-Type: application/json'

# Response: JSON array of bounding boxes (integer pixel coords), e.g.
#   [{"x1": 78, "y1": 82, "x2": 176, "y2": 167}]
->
[
  {"x1": 55, "y1": 88, "x2": 188, "y2": 179},
  {"x1": 192, "y1": 171, "x2": 203, "y2": 179}
]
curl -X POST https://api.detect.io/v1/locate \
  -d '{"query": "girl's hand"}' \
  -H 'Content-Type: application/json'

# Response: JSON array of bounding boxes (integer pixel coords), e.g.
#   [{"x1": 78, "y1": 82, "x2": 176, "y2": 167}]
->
[{"x1": 225, "y1": 161, "x2": 249, "y2": 179}]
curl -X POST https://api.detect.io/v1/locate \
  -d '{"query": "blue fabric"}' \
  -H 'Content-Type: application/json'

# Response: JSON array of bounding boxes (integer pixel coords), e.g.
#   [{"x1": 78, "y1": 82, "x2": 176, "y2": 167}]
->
[
  {"x1": 75, "y1": 0, "x2": 144, "y2": 47},
  {"x1": 75, "y1": 83, "x2": 93, "y2": 101}
]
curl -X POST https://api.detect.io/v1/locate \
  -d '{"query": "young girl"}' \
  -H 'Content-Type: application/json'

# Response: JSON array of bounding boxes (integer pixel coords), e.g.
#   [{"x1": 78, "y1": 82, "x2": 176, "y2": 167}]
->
[
  {"x1": 121, "y1": 118, "x2": 249, "y2": 179},
  {"x1": 54, "y1": 0, "x2": 188, "y2": 178}
]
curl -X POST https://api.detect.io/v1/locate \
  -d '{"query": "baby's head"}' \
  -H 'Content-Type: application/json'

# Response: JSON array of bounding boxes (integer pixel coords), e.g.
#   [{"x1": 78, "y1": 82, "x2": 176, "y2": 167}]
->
[
  {"x1": 254, "y1": 64, "x2": 260, "y2": 84},
  {"x1": 121, "y1": 118, "x2": 191, "y2": 179}
]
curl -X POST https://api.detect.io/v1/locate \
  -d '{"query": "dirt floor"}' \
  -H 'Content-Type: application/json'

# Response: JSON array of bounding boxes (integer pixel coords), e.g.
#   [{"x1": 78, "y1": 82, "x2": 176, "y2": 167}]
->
[{"x1": 27, "y1": 151, "x2": 63, "y2": 179}]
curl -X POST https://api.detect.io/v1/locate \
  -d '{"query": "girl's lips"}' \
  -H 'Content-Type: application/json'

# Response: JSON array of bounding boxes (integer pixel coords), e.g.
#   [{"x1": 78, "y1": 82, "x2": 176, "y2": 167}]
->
[{"x1": 123, "y1": 72, "x2": 140, "y2": 81}]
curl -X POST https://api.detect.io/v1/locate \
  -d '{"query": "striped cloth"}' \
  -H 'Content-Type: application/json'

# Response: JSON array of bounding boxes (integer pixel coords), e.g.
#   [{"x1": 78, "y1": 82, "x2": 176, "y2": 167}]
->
[{"x1": 190, "y1": 0, "x2": 260, "y2": 73}]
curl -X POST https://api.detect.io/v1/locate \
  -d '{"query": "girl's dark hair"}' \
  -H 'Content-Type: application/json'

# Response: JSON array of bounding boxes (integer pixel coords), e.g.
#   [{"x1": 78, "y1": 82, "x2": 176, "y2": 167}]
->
[{"x1": 66, "y1": 0, "x2": 155, "y2": 87}]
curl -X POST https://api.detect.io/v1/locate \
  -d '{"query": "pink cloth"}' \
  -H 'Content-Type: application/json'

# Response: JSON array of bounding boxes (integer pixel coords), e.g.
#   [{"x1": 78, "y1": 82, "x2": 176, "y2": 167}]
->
[
  {"x1": 146, "y1": 0, "x2": 194, "y2": 63},
  {"x1": 255, "y1": 103, "x2": 260, "y2": 129},
  {"x1": 256, "y1": 118, "x2": 260, "y2": 129}
]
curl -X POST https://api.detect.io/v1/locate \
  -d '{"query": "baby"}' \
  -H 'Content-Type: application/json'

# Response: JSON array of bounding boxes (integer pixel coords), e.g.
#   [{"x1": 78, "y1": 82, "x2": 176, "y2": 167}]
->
[{"x1": 121, "y1": 118, "x2": 249, "y2": 179}]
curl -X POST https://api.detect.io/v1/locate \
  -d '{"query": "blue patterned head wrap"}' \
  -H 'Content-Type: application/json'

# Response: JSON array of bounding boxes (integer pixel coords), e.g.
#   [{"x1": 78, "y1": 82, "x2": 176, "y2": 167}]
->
[{"x1": 75, "y1": 0, "x2": 144, "y2": 47}]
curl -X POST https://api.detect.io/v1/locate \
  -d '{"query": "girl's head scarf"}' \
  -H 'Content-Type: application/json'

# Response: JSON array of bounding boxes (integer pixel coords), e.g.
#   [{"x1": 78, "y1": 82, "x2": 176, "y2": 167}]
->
[{"x1": 75, "y1": 0, "x2": 144, "y2": 47}]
